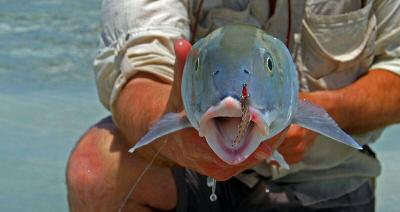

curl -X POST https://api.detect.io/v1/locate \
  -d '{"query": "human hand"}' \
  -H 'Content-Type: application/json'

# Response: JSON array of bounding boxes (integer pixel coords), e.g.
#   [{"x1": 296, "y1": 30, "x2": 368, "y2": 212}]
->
[
  {"x1": 277, "y1": 124, "x2": 317, "y2": 164},
  {"x1": 158, "y1": 39, "x2": 287, "y2": 181}
]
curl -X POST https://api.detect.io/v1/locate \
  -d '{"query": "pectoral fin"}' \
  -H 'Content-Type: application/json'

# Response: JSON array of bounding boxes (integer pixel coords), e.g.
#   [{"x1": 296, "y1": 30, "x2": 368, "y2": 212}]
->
[
  {"x1": 128, "y1": 113, "x2": 192, "y2": 153},
  {"x1": 293, "y1": 101, "x2": 362, "y2": 150}
]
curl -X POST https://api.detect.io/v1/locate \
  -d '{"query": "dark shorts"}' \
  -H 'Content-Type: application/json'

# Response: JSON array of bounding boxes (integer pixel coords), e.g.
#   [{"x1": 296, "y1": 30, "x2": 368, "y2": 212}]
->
[{"x1": 171, "y1": 167, "x2": 375, "y2": 212}]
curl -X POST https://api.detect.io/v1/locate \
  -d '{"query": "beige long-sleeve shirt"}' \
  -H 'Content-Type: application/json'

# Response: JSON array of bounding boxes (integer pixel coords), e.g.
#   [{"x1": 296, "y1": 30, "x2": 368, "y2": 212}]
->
[{"x1": 93, "y1": 0, "x2": 400, "y2": 205}]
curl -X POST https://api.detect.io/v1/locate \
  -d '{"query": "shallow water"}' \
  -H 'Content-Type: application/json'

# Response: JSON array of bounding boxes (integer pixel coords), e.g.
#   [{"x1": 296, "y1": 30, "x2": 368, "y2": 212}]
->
[
  {"x1": 0, "y1": 0, "x2": 399, "y2": 211},
  {"x1": 0, "y1": 0, "x2": 107, "y2": 211}
]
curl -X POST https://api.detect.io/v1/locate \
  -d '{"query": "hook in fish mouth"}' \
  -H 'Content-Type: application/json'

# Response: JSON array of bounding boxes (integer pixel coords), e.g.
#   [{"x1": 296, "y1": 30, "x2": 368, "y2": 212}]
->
[
  {"x1": 232, "y1": 83, "x2": 251, "y2": 148},
  {"x1": 199, "y1": 97, "x2": 269, "y2": 165}
]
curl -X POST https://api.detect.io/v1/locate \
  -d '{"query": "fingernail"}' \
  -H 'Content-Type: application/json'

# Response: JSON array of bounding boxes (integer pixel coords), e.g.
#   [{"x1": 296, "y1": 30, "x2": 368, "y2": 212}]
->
[{"x1": 174, "y1": 40, "x2": 191, "y2": 61}]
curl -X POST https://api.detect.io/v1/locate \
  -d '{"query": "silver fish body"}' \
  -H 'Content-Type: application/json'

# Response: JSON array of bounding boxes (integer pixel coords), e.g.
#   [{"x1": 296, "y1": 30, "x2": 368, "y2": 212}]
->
[
  {"x1": 129, "y1": 25, "x2": 362, "y2": 166},
  {"x1": 182, "y1": 25, "x2": 298, "y2": 164}
]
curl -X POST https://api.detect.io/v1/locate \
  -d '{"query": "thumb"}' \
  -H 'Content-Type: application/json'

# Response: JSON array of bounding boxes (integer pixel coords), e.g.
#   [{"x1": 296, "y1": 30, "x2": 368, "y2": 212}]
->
[{"x1": 170, "y1": 39, "x2": 192, "y2": 110}]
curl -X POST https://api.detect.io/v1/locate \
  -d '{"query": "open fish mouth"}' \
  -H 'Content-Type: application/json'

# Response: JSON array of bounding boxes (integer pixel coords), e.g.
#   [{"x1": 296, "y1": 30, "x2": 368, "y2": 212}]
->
[{"x1": 199, "y1": 97, "x2": 269, "y2": 165}]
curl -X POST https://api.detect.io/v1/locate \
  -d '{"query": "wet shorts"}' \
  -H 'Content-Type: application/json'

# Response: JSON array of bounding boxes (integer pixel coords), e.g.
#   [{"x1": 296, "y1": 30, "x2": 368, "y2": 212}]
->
[{"x1": 171, "y1": 167, "x2": 375, "y2": 212}]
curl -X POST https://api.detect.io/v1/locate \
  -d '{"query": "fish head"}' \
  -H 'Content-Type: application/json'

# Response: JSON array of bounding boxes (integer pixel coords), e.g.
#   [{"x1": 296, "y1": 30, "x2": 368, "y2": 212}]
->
[{"x1": 182, "y1": 25, "x2": 298, "y2": 165}]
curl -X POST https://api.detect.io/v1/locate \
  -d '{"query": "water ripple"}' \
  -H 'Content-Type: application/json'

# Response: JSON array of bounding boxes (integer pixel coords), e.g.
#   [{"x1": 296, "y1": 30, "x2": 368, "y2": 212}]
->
[{"x1": 0, "y1": 0, "x2": 101, "y2": 92}]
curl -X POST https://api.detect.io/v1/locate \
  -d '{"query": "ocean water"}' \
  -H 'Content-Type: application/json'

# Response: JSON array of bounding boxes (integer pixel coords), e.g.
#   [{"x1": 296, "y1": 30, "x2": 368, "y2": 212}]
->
[
  {"x1": 0, "y1": 0, "x2": 399, "y2": 211},
  {"x1": 0, "y1": 0, "x2": 107, "y2": 211}
]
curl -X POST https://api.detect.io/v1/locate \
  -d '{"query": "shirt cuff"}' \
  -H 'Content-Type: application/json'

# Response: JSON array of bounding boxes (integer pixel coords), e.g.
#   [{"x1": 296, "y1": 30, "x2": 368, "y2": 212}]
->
[{"x1": 93, "y1": 25, "x2": 189, "y2": 114}]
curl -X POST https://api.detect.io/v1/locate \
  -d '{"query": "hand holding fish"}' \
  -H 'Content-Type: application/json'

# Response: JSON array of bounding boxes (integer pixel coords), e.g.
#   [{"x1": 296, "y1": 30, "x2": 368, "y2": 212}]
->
[
  {"x1": 169, "y1": 40, "x2": 317, "y2": 170},
  {"x1": 159, "y1": 40, "x2": 288, "y2": 180},
  {"x1": 278, "y1": 124, "x2": 317, "y2": 164},
  {"x1": 129, "y1": 25, "x2": 362, "y2": 180}
]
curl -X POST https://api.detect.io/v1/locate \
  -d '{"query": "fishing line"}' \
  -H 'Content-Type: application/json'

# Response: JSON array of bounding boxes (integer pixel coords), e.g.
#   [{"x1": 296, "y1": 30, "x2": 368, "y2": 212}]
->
[
  {"x1": 118, "y1": 139, "x2": 168, "y2": 212},
  {"x1": 285, "y1": 0, "x2": 292, "y2": 47}
]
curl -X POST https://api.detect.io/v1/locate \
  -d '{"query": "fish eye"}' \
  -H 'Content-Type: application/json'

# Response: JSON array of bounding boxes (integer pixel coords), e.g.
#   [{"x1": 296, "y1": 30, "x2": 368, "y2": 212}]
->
[
  {"x1": 265, "y1": 57, "x2": 273, "y2": 73},
  {"x1": 194, "y1": 57, "x2": 200, "y2": 71}
]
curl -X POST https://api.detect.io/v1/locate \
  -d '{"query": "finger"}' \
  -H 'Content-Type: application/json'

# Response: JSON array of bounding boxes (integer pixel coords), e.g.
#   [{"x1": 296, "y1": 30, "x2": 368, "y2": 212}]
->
[
  {"x1": 255, "y1": 128, "x2": 289, "y2": 160},
  {"x1": 278, "y1": 140, "x2": 307, "y2": 164},
  {"x1": 278, "y1": 136, "x2": 300, "y2": 154},
  {"x1": 279, "y1": 138, "x2": 308, "y2": 155},
  {"x1": 284, "y1": 154, "x2": 305, "y2": 164},
  {"x1": 173, "y1": 39, "x2": 192, "y2": 95},
  {"x1": 278, "y1": 133, "x2": 316, "y2": 154},
  {"x1": 269, "y1": 128, "x2": 289, "y2": 149},
  {"x1": 252, "y1": 130, "x2": 288, "y2": 160},
  {"x1": 278, "y1": 125, "x2": 314, "y2": 150},
  {"x1": 253, "y1": 140, "x2": 275, "y2": 160}
]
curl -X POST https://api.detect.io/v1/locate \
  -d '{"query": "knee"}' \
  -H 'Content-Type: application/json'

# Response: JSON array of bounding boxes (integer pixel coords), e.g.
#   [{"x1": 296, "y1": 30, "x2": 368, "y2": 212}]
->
[
  {"x1": 66, "y1": 117, "x2": 178, "y2": 211},
  {"x1": 66, "y1": 119, "x2": 117, "y2": 209}
]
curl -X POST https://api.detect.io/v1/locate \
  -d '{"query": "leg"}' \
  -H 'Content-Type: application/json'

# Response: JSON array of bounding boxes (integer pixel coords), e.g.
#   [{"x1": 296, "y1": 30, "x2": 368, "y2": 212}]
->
[
  {"x1": 172, "y1": 168, "x2": 375, "y2": 212},
  {"x1": 66, "y1": 117, "x2": 177, "y2": 211}
]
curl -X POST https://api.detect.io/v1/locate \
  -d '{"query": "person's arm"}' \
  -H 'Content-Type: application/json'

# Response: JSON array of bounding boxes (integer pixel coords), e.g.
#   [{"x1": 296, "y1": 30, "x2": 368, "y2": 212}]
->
[
  {"x1": 94, "y1": 0, "x2": 285, "y2": 180},
  {"x1": 280, "y1": 1, "x2": 400, "y2": 164},
  {"x1": 306, "y1": 0, "x2": 400, "y2": 132},
  {"x1": 93, "y1": 0, "x2": 190, "y2": 164},
  {"x1": 305, "y1": 69, "x2": 400, "y2": 133},
  {"x1": 281, "y1": 69, "x2": 400, "y2": 164},
  {"x1": 113, "y1": 73, "x2": 173, "y2": 161},
  {"x1": 324, "y1": 0, "x2": 400, "y2": 132}
]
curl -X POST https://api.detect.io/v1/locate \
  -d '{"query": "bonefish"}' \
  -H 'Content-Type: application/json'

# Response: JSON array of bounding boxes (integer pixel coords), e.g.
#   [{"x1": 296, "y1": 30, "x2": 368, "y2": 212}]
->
[{"x1": 129, "y1": 25, "x2": 361, "y2": 167}]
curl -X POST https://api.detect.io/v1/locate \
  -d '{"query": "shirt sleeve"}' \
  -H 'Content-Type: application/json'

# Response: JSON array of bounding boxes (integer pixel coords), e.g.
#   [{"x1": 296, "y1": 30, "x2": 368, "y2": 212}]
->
[
  {"x1": 93, "y1": 0, "x2": 190, "y2": 112},
  {"x1": 370, "y1": 0, "x2": 400, "y2": 75}
]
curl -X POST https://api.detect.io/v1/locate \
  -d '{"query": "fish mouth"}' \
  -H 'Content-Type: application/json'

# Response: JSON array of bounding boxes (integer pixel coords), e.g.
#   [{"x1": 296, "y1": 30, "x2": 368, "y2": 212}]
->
[{"x1": 199, "y1": 97, "x2": 269, "y2": 165}]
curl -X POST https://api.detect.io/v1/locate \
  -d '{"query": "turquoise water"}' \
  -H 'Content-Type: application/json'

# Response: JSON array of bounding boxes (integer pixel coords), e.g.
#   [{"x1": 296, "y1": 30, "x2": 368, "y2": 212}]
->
[
  {"x1": 0, "y1": 0, "x2": 107, "y2": 211},
  {"x1": 0, "y1": 0, "x2": 399, "y2": 211}
]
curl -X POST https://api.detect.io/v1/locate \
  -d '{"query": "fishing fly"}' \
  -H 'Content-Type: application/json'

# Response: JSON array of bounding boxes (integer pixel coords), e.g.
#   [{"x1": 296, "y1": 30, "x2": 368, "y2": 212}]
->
[{"x1": 232, "y1": 83, "x2": 251, "y2": 147}]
